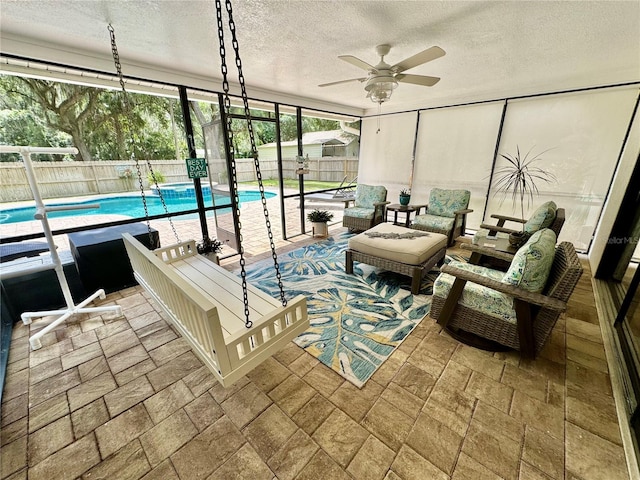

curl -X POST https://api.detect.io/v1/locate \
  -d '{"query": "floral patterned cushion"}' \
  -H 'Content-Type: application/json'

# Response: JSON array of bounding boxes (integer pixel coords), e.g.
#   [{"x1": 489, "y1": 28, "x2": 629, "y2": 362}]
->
[
  {"x1": 428, "y1": 188, "x2": 471, "y2": 218},
  {"x1": 523, "y1": 201, "x2": 557, "y2": 234},
  {"x1": 434, "y1": 261, "x2": 516, "y2": 323},
  {"x1": 354, "y1": 184, "x2": 387, "y2": 209},
  {"x1": 413, "y1": 214, "x2": 455, "y2": 231},
  {"x1": 502, "y1": 228, "x2": 557, "y2": 293},
  {"x1": 343, "y1": 207, "x2": 374, "y2": 219}
]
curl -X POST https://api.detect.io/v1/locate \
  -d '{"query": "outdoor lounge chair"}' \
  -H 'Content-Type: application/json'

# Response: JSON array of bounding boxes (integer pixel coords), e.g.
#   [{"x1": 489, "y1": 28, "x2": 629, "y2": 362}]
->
[
  {"x1": 430, "y1": 229, "x2": 582, "y2": 359},
  {"x1": 342, "y1": 183, "x2": 389, "y2": 232},
  {"x1": 305, "y1": 176, "x2": 357, "y2": 206},
  {"x1": 411, "y1": 188, "x2": 473, "y2": 246}
]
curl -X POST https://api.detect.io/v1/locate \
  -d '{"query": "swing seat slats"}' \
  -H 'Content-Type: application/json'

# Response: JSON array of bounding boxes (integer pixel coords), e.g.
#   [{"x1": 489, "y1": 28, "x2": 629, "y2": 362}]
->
[{"x1": 123, "y1": 234, "x2": 309, "y2": 387}]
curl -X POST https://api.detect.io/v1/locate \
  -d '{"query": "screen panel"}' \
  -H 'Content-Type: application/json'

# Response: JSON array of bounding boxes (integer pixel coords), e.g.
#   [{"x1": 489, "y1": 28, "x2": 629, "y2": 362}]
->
[
  {"x1": 488, "y1": 87, "x2": 638, "y2": 251},
  {"x1": 359, "y1": 112, "x2": 418, "y2": 191},
  {"x1": 412, "y1": 102, "x2": 505, "y2": 229}
]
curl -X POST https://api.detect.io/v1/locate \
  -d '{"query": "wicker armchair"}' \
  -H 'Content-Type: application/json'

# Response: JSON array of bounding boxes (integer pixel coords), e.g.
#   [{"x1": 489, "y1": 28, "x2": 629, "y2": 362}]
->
[
  {"x1": 342, "y1": 184, "x2": 389, "y2": 232},
  {"x1": 471, "y1": 202, "x2": 565, "y2": 270},
  {"x1": 411, "y1": 188, "x2": 473, "y2": 246},
  {"x1": 474, "y1": 202, "x2": 565, "y2": 244},
  {"x1": 430, "y1": 236, "x2": 582, "y2": 359}
]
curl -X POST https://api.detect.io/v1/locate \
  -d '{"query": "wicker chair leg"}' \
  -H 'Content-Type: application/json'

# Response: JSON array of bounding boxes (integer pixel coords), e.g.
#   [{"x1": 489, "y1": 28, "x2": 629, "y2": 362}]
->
[
  {"x1": 515, "y1": 299, "x2": 535, "y2": 359},
  {"x1": 436, "y1": 278, "x2": 467, "y2": 327},
  {"x1": 411, "y1": 269, "x2": 422, "y2": 294},
  {"x1": 345, "y1": 250, "x2": 353, "y2": 274}
]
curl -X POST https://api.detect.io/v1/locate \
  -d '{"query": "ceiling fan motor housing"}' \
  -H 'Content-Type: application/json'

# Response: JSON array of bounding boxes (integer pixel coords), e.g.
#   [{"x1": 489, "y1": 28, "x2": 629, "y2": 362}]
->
[{"x1": 364, "y1": 73, "x2": 398, "y2": 91}]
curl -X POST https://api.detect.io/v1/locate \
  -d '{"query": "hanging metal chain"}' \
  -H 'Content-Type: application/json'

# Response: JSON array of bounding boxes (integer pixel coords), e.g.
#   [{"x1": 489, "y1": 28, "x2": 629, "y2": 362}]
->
[
  {"x1": 215, "y1": 1, "x2": 250, "y2": 328},
  {"x1": 223, "y1": 0, "x2": 286, "y2": 307},
  {"x1": 108, "y1": 24, "x2": 180, "y2": 245},
  {"x1": 215, "y1": 0, "x2": 287, "y2": 329}
]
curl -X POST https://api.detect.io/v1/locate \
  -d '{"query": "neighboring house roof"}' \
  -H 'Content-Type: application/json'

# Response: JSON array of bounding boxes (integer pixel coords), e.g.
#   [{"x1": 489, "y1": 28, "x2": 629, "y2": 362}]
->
[{"x1": 258, "y1": 130, "x2": 356, "y2": 149}]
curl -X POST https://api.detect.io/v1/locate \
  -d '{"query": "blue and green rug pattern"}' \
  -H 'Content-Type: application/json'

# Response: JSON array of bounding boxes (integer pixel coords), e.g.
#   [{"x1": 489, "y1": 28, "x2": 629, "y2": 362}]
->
[{"x1": 246, "y1": 232, "x2": 443, "y2": 388}]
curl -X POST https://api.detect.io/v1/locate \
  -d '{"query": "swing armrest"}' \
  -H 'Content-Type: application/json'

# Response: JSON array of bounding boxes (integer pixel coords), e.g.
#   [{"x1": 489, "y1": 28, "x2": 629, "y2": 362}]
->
[{"x1": 153, "y1": 240, "x2": 198, "y2": 264}]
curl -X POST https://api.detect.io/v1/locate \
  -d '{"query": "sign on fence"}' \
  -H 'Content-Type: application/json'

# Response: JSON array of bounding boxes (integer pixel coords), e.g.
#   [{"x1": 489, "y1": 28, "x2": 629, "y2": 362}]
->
[{"x1": 186, "y1": 158, "x2": 208, "y2": 179}]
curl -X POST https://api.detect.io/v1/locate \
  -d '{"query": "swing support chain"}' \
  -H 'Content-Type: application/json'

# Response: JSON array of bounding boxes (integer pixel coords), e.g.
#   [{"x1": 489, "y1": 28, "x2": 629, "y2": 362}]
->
[
  {"x1": 215, "y1": 0, "x2": 288, "y2": 329},
  {"x1": 107, "y1": 24, "x2": 181, "y2": 246}
]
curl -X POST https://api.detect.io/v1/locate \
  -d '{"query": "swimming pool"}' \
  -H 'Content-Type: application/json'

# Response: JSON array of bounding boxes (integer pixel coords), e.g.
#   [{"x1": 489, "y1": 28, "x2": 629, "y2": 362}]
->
[{"x1": 0, "y1": 190, "x2": 275, "y2": 224}]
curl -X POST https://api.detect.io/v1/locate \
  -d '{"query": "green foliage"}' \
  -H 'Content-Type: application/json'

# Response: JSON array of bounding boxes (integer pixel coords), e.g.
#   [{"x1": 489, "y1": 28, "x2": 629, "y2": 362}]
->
[
  {"x1": 0, "y1": 76, "x2": 187, "y2": 162},
  {"x1": 493, "y1": 146, "x2": 556, "y2": 225},
  {"x1": 197, "y1": 237, "x2": 223, "y2": 254},
  {"x1": 0, "y1": 76, "x2": 74, "y2": 161},
  {"x1": 0, "y1": 74, "x2": 354, "y2": 165},
  {"x1": 400, "y1": 189, "x2": 410, "y2": 196},
  {"x1": 307, "y1": 209, "x2": 334, "y2": 223},
  {"x1": 147, "y1": 170, "x2": 166, "y2": 184}
]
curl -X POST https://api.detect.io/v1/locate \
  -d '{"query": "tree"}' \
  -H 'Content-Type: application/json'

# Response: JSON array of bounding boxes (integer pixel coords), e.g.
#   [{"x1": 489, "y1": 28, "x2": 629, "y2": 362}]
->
[
  {"x1": 19, "y1": 78, "x2": 107, "y2": 161},
  {"x1": 0, "y1": 75, "x2": 72, "y2": 161}
]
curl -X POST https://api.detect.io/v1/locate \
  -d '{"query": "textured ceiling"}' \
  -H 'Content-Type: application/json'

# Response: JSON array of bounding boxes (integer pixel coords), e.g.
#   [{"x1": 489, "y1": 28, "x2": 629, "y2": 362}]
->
[{"x1": 1, "y1": 1, "x2": 639, "y2": 116}]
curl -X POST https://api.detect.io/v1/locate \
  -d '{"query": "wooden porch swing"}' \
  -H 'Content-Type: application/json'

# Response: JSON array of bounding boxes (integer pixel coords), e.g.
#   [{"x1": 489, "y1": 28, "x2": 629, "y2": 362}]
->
[{"x1": 110, "y1": 1, "x2": 308, "y2": 388}]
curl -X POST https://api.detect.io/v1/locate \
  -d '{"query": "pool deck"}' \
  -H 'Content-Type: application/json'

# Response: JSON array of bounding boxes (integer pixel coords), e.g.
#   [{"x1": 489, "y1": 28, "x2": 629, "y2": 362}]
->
[{"x1": 0, "y1": 188, "x2": 348, "y2": 265}]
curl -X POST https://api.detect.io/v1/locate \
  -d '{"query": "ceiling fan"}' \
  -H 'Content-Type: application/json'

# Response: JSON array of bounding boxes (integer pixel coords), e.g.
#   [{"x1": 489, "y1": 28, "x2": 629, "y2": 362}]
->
[{"x1": 319, "y1": 44, "x2": 445, "y2": 104}]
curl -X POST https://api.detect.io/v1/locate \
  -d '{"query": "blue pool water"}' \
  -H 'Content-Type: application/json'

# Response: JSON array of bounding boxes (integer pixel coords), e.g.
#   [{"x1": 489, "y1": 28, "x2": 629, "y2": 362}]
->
[{"x1": 0, "y1": 190, "x2": 275, "y2": 224}]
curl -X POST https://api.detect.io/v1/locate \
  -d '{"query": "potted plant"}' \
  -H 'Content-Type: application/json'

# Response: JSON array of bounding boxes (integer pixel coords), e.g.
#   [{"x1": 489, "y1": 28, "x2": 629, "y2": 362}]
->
[
  {"x1": 493, "y1": 146, "x2": 556, "y2": 246},
  {"x1": 307, "y1": 209, "x2": 334, "y2": 237},
  {"x1": 197, "y1": 236, "x2": 223, "y2": 264},
  {"x1": 399, "y1": 189, "x2": 411, "y2": 206}
]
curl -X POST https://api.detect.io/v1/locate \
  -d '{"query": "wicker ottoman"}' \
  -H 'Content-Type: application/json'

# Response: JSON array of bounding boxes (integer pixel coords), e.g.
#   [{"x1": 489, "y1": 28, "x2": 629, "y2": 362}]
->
[{"x1": 345, "y1": 223, "x2": 448, "y2": 294}]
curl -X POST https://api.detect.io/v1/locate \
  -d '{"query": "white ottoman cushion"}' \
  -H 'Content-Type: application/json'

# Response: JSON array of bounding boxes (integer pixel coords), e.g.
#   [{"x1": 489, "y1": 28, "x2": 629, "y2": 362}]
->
[{"x1": 348, "y1": 223, "x2": 448, "y2": 265}]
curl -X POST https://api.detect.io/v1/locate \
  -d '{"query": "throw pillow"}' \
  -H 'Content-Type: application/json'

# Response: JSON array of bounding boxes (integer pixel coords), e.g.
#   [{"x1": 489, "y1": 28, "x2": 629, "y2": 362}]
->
[
  {"x1": 502, "y1": 228, "x2": 557, "y2": 293},
  {"x1": 523, "y1": 201, "x2": 557, "y2": 234},
  {"x1": 428, "y1": 188, "x2": 471, "y2": 218}
]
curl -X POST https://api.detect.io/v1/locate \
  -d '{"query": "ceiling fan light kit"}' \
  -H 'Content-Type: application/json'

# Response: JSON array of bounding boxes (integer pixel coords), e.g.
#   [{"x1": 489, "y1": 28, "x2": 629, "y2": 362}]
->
[
  {"x1": 365, "y1": 76, "x2": 398, "y2": 104},
  {"x1": 320, "y1": 44, "x2": 445, "y2": 105}
]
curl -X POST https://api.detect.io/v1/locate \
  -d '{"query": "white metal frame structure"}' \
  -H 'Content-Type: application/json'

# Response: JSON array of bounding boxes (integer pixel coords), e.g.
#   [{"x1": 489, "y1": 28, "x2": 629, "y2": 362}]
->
[{"x1": 0, "y1": 146, "x2": 123, "y2": 349}]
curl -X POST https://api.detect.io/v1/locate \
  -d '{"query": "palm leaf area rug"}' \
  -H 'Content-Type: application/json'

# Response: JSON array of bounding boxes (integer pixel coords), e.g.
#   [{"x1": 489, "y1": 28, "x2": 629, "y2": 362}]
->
[{"x1": 245, "y1": 232, "x2": 447, "y2": 388}]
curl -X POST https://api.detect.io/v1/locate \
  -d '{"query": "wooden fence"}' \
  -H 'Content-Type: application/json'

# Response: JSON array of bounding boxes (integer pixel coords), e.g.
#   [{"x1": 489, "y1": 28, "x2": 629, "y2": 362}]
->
[{"x1": 0, "y1": 157, "x2": 359, "y2": 203}]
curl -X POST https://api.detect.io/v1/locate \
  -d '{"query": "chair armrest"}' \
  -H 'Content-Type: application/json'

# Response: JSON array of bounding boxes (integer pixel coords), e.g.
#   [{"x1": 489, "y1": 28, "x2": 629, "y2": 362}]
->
[
  {"x1": 373, "y1": 201, "x2": 391, "y2": 207},
  {"x1": 479, "y1": 224, "x2": 520, "y2": 235},
  {"x1": 461, "y1": 243, "x2": 514, "y2": 263},
  {"x1": 454, "y1": 208, "x2": 473, "y2": 215},
  {"x1": 440, "y1": 264, "x2": 566, "y2": 311},
  {"x1": 490, "y1": 214, "x2": 526, "y2": 224}
]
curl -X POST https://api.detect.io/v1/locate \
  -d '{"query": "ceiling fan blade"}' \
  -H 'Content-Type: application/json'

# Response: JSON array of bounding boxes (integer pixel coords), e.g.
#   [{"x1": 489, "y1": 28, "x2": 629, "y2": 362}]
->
[
  {"x1": 338, "y1": 55, "x2": 377, "y2": 72},
  {"x1": 395, "y1": 74, "x2": 441, "y2": 87},
  {"x1": 391, "y1": 46, "x2": 446, "y2": 73},
  {"x1": 318, "y1": 77, "x2": 367, "y2": 87}
]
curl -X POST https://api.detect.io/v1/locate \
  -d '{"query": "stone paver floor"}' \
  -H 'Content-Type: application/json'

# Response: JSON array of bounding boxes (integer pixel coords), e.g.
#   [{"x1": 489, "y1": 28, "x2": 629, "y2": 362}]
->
[{"x1": 0, "y1": 225, "x2": 632, "y2": 480}]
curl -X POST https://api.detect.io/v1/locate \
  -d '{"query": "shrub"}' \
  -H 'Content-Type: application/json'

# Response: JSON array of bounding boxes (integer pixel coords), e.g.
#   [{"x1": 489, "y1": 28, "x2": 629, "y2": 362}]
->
[{"x1": 147, "y1": 170, "x2": 166, "y2": 184}]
